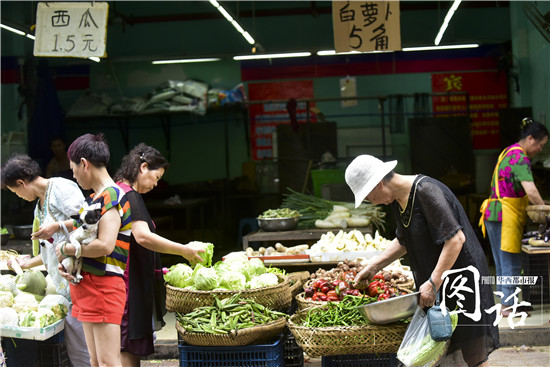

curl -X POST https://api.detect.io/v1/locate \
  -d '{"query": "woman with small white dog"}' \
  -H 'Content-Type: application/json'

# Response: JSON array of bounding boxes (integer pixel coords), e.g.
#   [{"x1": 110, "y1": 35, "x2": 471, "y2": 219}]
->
[
  {"x1": 114, "y1": 143, "x2": 204, "y2": 367},
  {"x1": 45, "y1": 132, "x2": 131, "y2": 367},
  {"x1": 1, "y1": 153, "x2": 91, "y2": 367}
]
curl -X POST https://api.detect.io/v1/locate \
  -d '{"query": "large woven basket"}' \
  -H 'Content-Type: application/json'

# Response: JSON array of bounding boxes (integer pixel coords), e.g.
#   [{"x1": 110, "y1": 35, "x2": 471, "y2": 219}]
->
[
  {"x1": 288, "y1": 274, "x2": 304, "y2": 299},
  {"x1": 176, "y1": 316, "x2": 287, "y2": 346},
  {"x1": 304, "y1": 278, "x2": 415, "y2": 291},
  {"x1": 287, "y1": 306, "x2": 408, "y2": 357},
  {"x1": 296, "y1": 292, "x2": 326, "y2": 311},
  {"x1": 296, "y1": 287, "x2": 413, "y2": 311},
  {"x1": 166, "y1": 275, "x2": 292, "y2": 314}
]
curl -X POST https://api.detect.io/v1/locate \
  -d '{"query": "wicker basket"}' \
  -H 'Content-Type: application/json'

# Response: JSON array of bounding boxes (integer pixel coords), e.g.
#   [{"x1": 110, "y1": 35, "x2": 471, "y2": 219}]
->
[
  {"x1": 304, "y1": 278, "x2": 415, "y2": 291},
  {"x1": 296, "y1": 292, "x2": 327, "y2": 311},
  {"x1": 176, "y1": 317, "x2": 287, "y2": 347},
  {"x1": 289, "y1": 271, "x2": 310, "y2": 283},
  {"x1": 526, "y1": 205, "x2": 550, "y2": 224},
  {"x1": 166, "y1": 275, "x2": 292, "y2": 314},
  {"x1": 288, "y1": 274, "x2": 304, "y2": 299},
  {"x1": 287, "y1": 307, "x2": 407, "y2": 357},
  {"x1": 296, "y1": 287, "x2": 413, "y2": 311}
]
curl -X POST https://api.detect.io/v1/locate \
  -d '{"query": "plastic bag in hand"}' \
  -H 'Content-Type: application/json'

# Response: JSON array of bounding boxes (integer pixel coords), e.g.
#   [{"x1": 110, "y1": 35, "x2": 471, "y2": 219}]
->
[{"x1": 397, "y1": 306, "x2": 450, "y2": 367}]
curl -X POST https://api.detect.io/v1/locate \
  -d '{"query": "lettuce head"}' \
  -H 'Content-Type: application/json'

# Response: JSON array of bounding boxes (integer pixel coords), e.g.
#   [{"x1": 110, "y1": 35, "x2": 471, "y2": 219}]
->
[
  {"x1": 220, "y1": 271, "x2": 247, "y2": 290},
  {"x1": 247, "y1": 273, "x2": 279, "y2": 289},
  {"x1": 193, "y1": 267, "x2": 220, "y2": 290},
  {"x1": 249, "y1": 257, "x2": 267, "y2": 276},
  {"x1": 213, "y1": 261, "x2": 232, "y2": 278},
  {"x1": 163, "y1": 263, "x2": 194, "y2": 288},
  {"x1": 188, "y1": 241, "x2": 214, "y2": 268}
]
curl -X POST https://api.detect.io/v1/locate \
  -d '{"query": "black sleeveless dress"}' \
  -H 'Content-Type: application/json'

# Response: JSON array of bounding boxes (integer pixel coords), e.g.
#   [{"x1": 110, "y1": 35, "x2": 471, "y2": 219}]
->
[{"x1": 392, "y1": 175, "x2": 499, "y2": 366}]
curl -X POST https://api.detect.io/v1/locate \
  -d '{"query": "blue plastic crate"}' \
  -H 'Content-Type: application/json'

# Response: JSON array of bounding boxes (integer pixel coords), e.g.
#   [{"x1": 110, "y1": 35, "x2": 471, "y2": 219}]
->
[
  {"x1": 284, "y1": 332, "x2": 303, "y2": 367},
  {"x1": 179, "y1": 334, "x2": 285, "y2": 367},
  {"x1": 38, "y1": 342, "x2": 70, "y2": 367},
  {"x1": 322, "y1": 353, "x2": 398, "y2": 367},
  {"x1": 1, "y1": 338, "x2": 39, "y2": 367}
]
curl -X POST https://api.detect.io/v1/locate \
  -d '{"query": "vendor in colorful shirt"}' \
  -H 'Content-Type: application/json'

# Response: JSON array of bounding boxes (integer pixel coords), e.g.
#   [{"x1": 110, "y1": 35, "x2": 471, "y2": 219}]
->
[
  {"x1": 34, "y1": 133, "x2": 131, "y2": 367},
  {"x1": 480, "y1": 118, "x2": 548, "y2": 316}
]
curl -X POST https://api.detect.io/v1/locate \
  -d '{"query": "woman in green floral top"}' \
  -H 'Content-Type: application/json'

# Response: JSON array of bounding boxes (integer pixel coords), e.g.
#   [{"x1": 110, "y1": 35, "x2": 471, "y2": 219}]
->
[{"x1": 480, "y1": 118, "x2": 547, "y2": 316}]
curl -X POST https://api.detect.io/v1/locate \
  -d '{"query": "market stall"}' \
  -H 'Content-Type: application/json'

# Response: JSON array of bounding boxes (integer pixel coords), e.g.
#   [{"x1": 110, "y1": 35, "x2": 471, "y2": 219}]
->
[
  {"x1": 0, "y1": 250, "x2": 68, "y2": 366},
  {"x1": 161, "y1": 220, "x2": 424, "y2": 367}
]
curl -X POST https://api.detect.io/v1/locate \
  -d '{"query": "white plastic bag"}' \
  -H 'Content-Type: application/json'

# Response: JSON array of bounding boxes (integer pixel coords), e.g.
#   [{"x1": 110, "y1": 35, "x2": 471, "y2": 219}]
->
[{"x1": 397, "y1": 307, "x2": 450, "y2": 367}]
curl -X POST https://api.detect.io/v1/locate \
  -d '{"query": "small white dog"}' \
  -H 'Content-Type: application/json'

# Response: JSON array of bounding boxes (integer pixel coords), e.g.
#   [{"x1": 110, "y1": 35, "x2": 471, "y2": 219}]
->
[{"x1": 60, "y1": 203, "x2": 102, "y2": 283}]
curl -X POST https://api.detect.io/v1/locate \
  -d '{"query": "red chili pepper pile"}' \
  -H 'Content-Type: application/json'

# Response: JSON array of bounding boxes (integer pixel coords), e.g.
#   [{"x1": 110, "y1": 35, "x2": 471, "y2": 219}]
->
[{"x1": 303, "y1": 271, "x2": 408, "y2": 303}]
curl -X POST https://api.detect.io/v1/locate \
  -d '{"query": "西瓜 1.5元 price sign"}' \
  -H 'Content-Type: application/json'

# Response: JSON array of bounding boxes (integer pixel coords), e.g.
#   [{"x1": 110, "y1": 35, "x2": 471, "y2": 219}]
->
[
  {"x1": 33, "y1": 2, "x2": 108, "y2": 58},
  {"x1": 332, "y1": 1, "x2": 401, "y2": 53}
]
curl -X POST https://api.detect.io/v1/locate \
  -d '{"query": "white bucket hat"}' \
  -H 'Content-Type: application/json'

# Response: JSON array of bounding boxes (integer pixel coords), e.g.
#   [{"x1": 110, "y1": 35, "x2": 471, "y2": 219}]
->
[{"x1": 345, "y1": 155, "x2": 397, "y2": 208}]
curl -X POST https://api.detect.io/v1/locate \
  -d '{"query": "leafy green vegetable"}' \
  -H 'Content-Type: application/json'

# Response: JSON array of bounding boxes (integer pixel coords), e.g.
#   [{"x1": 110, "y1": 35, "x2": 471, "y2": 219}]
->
[
  {"x1": 163, "y1": 263, "x2": 194, "y2": 288},
  {"x1": 249, "y1": 257, "x2": 266, "y2": 276},
  {"x1": 193, "y1": 267, "x2": 220, "y2": 290},
  {"x1": 213, "y1": 260, "x2": 231, "y2": 277},
  {"x1": 247, "y1": 272, "x2": 279, "y2": 289},
  {"x1": 0, "y1": 227, "x2": 8, "y2": 234},
  {"x1": 187, "y1": 241, "x2": 214, "y2": 268},
  {"x1": 220, "y1": 271, "x2": 247, "y2": 290},
  {"x1": 258, "y1": 208, "x2": 300, "y2": 219},
  {"x1": 15, "y1": 269, "x2": 47, "y2": 296}
]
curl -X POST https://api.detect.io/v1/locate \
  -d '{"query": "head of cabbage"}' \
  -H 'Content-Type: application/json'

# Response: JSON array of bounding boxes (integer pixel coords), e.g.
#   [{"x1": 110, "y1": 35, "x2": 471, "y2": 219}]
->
[
  {"x1": 193, "y1": 267, "x2": 220, "y2": 290},
  {"x1": 247, "y1": 273, "x2": 279, "y2": 289},
  {"x1": 249, "y1": 258, "x2": 267, "y2": 276},
  {"x1": 187, "y1": 242, "x2": 214, "y2": 268},
  {"x1": 220, "y1": 271, "x2": 247, "y2": 290},
  {"x1": 163, "y1": 263, "x2": 194, "y2": 288},
  {"x1": 213, "y1": 261, "x2": 231, "y2": 277}
]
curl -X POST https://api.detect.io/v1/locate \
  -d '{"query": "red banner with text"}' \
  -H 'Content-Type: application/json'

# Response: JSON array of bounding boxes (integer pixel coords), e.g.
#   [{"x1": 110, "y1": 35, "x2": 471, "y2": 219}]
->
[
  {"x1": 248, "y1": 80, "x2": 316, "y2": 160},
  {"x1": 431, "y1": 72, "x2": 508, "y2": 150}
]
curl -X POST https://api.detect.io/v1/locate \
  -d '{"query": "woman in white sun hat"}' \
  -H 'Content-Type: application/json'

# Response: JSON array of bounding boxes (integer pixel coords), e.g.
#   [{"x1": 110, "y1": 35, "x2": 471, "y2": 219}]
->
[{"x1": 345, "y1": 155, "x2": 499, "y2": 367}]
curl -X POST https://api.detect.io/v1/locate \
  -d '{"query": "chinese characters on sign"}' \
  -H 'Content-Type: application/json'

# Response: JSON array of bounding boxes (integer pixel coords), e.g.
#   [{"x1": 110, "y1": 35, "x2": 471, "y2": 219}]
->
[
  {"x1": 440, "y1": 266, "x2": 537, "y2": 329},
  {"x1": 431, "y1": 71, "x2": 508, "y2": 150},
  {"x1": 34, "y1": 2, "x2": 108, "y2": 58},
  {"x1": 332, "y1": 1, "x2": 401, "y2": 53},
  {"x1": 248, "y1": 81, "x2": 317, "y2": 160}
]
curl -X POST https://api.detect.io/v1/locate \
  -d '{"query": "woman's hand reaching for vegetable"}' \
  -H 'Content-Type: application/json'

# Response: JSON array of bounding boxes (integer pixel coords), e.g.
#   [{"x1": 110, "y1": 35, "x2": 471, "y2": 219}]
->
[
  {"x1": 182, "y1": 244, "x2": 205, "y2": 264},
  {"x1": 353, "y1": 265, "x2": 377, "y2": 289}
]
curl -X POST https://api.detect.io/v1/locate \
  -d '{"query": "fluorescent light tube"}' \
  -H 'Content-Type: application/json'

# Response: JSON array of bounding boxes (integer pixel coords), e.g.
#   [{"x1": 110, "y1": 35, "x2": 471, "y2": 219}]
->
[
  {"x1": 435, "y1": 0, "x2": 462, "y2": 45},
  {"x1": 317, "y1": 50, "x2": 390, "y2": 56},
  {"x1": 26, "y1": 34, "x2": 35, "y2": 40},
  {"x1": 1, "y1": 23, "x2": 26, "y2": 36},
  {"x1": 242, "y1": 32, "x2": 255, "y2": 45},
  {"x1": 233, "y1": 52, "x2": 311, "y2": 61},
  {"x1": 217, "y1": 6, "x2": 234, "y2": 22},
  {"x1": 152, "y1": 58, "x2": 221, "y2": 64},
  {"x1": 88, "y1": 57, "x2": 101, "y2": 62},
  {"x1": 404, "y1": 43, "x2": 478, "y2": 51},
  {"x1": 317, "y1": 43, "x2": 479, "y2": 56}
]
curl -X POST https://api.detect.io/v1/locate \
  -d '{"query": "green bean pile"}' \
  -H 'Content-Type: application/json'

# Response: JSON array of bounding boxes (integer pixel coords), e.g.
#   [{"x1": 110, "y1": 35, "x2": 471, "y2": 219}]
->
[
  {"x1": 303, "y1": 295, "x2": 376, "y2": 327},
  {"x1": 177, "y1": 294, "x2": 287, "y2": 334}
]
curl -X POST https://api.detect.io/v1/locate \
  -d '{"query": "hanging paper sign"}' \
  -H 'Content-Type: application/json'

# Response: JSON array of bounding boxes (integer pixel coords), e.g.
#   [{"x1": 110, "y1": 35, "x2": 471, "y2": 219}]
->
[
  {"x1": 34, "y1": 2, "x2": 109, "y2": 58},
  {"x1": 332, "y1": 0, "x2": 401, "y2": 53}
]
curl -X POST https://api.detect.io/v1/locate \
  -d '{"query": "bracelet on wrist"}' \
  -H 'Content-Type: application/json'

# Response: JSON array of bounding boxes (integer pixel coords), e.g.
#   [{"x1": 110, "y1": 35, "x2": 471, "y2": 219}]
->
[{"x1": 60, "y1": 243, "x2": 67, "y2": 257}]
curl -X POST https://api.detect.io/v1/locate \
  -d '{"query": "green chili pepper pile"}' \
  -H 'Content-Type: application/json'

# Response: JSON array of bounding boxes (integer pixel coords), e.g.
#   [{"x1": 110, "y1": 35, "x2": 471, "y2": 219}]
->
[
  {"x1": 303, "y1": 295, "x2": 376, "y2": 327},
  {"x1": 177, "y1": 294, "x2": 287, "y2": 334}
]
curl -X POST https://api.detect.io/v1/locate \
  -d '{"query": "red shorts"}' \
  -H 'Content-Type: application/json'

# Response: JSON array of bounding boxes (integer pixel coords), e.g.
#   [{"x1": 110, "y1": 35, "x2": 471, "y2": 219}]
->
[{"x1": 70, "y1": 272, "x2": 126, "y2": 325}]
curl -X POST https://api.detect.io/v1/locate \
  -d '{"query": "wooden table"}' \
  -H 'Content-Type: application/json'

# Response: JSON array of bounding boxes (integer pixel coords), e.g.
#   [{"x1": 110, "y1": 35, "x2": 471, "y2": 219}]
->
[{"x1": 242, "y1": 226, "x2": 373, "y2": 251}]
